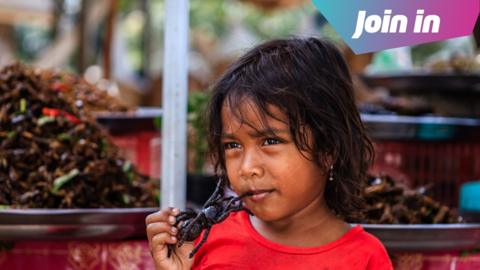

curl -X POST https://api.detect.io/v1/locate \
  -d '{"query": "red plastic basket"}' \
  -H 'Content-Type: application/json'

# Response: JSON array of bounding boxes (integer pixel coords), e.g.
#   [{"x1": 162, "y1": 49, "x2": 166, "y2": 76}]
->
[
  {"x1": 109, "y1": 131, "x2": 161, "y2": 176},
  {"x1": 371, "y1": 140, "x2": 480, "y2": 207}
]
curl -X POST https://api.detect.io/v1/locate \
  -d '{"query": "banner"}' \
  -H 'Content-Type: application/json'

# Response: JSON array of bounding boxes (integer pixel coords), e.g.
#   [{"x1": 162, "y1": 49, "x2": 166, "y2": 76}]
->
[{"x1": 312, "y1": 0, "x2": 479, "y2": 53}]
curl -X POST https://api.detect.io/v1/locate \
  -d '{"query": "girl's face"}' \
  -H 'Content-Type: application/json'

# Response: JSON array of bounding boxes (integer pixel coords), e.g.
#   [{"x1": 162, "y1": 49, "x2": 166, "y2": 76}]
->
[{"x1": 221, "y1": 100, "x2": 329, "y2": 222}]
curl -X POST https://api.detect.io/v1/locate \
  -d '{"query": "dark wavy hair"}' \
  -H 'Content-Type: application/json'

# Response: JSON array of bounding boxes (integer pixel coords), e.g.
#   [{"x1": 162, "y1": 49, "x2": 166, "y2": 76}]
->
[{"x1": 206, "y1": 37, "x2": 374, "y2": 222}]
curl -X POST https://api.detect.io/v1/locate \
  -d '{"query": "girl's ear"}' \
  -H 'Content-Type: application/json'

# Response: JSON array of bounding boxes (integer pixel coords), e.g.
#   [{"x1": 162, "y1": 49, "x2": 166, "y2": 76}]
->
[{"x1": 320, "y1": 153, "x2": 334, "y2": 172}]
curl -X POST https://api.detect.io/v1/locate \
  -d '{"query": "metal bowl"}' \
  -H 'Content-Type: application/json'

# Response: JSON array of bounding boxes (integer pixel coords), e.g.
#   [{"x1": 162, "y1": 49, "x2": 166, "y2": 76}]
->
[
  {"x1": 0, "y1": 208, "x2": 158, "y2": 240},
  {"x1": 2, "y1": 208, "x2": 480, "y2": 251},
  {"x1": 363, "y1": 223, "x2": 480, "y2": 251}
]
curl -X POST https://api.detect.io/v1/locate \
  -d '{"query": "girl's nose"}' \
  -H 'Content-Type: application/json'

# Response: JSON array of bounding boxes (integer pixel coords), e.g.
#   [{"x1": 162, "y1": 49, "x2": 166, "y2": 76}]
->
[{"x1": 238, "y1": 149, "x2": 264, "y2": 179}]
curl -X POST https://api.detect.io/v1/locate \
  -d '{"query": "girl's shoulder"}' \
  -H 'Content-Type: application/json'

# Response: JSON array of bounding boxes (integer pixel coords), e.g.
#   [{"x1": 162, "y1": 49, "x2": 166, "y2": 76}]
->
[
  {"x1": 349, "y1": 225, "x2": 388, "y2": 251},
  {"x1": 346, "y1": 226, "x2": 393, "y2": 269}
]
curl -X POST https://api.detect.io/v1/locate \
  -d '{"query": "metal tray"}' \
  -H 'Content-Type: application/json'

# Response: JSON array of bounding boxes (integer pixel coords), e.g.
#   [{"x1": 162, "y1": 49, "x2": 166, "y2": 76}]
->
[
  {"x1": 363, "y1": 223, "x2": 480, "y2": 251},
  {"x1": 2, "y1": 209, "x2": 480, "y2": 252},
  {"x1": 94, "y1": 107, "x2": 162, "y2": 134},
  {"x1": 361, "y1": 114, "x2": 480, "y2": 140},
  {"x1": 0, "y1": 208, "x2": 158, "y2": 241},
  {"x1": 360, "y1": 73, "x2": 480, "y2": 93}
]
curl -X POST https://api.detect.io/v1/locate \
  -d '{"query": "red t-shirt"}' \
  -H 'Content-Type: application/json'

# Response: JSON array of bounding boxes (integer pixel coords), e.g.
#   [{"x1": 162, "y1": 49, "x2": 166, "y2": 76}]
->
[{"x1": 192, "y1": 211, "x2": 393, "y2": 270}]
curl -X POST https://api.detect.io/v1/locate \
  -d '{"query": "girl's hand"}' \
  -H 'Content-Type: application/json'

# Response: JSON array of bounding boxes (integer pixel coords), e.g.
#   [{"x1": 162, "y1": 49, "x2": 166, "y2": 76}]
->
[{"x1": 146, "y1": 208, "x2": 194, "y2": 270}]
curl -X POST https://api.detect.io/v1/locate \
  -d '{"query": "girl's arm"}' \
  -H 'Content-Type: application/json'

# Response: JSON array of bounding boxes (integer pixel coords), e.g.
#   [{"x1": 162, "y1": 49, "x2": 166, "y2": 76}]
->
[{"x1": 146, "y1": 208, "x2": 194, "y2": 270}]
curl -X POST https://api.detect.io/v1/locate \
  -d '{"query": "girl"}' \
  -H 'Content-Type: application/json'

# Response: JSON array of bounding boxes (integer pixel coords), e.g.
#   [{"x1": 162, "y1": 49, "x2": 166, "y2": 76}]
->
[{"x1": 146, "y1": 37, "x2": 393, "y2": 270}]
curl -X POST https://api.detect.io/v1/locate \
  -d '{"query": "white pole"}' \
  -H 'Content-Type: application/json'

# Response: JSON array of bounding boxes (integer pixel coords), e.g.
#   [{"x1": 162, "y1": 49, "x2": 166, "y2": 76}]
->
[{"x1": 161, "y1": 0, "x2": 189, "y2": 209}]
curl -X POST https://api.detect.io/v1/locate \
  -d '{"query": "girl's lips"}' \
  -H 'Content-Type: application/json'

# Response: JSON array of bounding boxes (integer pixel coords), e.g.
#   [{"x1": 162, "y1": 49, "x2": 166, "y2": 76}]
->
[{"x1": 246, "y1": 189, "x2": 273, "y2": 202}]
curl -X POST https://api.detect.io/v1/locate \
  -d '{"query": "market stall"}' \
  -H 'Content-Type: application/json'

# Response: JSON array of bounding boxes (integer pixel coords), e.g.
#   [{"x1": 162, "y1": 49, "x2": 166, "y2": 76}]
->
[
  {"x1": 0, "y1": 0, "x2": 187, "y2": 269},
  {"x1": 1, "y1": 0, "x2": 480, "y2": 269},
  {"x1": 359, "y1": 72, "x2": 480, "y2": 269}
]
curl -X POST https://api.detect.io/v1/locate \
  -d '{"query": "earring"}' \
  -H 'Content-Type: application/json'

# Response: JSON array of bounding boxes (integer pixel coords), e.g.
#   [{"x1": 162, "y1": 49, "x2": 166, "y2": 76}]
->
[{"x1": 329, "y1": 165, "x2": 334, "y2": 181}]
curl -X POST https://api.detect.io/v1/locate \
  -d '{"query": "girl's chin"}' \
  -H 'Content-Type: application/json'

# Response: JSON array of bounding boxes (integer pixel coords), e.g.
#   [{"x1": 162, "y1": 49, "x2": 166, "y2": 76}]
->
[
  {"x1": 246, "y1": 207, "x2": 277, "y2": 221},
  {"x1": 249, "y1": 213, "x2": 284, "y2": 225}
]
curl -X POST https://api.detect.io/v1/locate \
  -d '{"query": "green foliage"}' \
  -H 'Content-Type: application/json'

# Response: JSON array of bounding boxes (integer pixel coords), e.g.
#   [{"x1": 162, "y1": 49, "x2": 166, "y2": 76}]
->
[
  {"x1": 411, "y1": 42, "x2": 446, "y2": 66},
  {"x1": 188, "y1": 92, "x2": 209, "y2": 173},
  {"x1": 190, "y1": 0, "x2": 228, "y2": 37},
  {"x1": 242, "y1": 3, "x2": 316, "y2": 39},
  {"x1": 154, "y1": 116, "x2": 162, "y2": 130}
]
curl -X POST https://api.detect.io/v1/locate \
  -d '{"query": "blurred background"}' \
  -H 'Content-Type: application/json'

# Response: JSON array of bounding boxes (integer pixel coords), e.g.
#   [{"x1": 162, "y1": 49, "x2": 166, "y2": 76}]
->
[
  {"x1": 1, "y1": 0, "x2": 480, "y2": 208},
  {"x1": 1, "y1": 1, "x2": 480, "y2": 269},
  {"x1": 1, "y1": 0, "x2": 479, "y2": 109}
]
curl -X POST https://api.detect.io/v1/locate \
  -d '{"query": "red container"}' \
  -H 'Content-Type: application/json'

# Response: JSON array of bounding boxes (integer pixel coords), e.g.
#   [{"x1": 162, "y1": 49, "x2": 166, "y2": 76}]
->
[
  {"x1": 109, "y1": 131, "x2": 161, "y2": 176},
  {"x1": 95, "y1": 109, "x2": 162, "y2": 177},
  {"x1": 371, "y1": 140, "x2": 480, "y2": 207}
]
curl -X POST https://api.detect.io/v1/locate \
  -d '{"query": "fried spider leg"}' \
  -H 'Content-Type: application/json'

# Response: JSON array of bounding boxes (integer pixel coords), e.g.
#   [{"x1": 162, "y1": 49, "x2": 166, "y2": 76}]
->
[
  {"x1": 188, "y1": 227, "x2": 210, "y2": 258},
  {"x1": 166, "y1": 210, "x2": 197, "y2": 258}
]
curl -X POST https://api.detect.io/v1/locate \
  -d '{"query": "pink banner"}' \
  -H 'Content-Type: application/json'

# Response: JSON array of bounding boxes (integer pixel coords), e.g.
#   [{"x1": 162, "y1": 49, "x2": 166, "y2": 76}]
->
[
  {"x1": 1, "y1": 240, "x2": 480, "y2": 269},
  {"x1": 0, "y1": 241, "x2": 155, "y2": 270},
  {"x1": 394, "y1": 251, "x2": 480, "y2": 270}
]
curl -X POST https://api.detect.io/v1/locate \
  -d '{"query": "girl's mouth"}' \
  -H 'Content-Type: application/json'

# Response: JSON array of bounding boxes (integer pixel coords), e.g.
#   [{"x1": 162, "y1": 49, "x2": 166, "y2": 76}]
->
[{"x1": 242, "y1": 189, "x2": 274, "y2": 202}]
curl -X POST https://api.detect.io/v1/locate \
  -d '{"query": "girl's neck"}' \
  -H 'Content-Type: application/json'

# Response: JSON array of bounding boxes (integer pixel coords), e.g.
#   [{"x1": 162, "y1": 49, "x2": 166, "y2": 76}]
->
[{"x1": 249, "y1": 198, "x2": 350, "y2": 247}]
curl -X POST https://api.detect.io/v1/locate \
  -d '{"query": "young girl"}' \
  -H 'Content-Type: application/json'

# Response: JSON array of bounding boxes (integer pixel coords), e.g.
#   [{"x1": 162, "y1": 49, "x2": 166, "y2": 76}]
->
[{"x1": 146, "y1": 37, "x2": 393, "y2": 270}]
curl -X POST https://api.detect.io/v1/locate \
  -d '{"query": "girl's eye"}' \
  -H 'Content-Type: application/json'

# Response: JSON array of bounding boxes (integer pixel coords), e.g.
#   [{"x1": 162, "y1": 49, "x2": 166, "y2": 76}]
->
[
  {"x1": 263, "y1": 138, "x2": 281, "y2": 146},
  {"x1": 223, "y1": 142, "x2": 240, "y2": 150}
]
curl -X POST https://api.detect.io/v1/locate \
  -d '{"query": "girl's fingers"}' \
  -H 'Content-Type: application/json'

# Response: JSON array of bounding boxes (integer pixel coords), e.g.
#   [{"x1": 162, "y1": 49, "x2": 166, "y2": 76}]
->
[
  {"x1": 146, "y1": 222, "x2": 178, "y2": 240},
  {"x1": 175, "y1": 241, "x2": 196, "y2": 263},
  {"x1": 146, "y1": 208, "x2": 194, "y2": 269},
  {"x1": 145, "y1": 208, "x2": 181, "y2": 225},
  {"x1": 151, "y1": 232, "x2": 177, "y2": 249},
  {"x1": 149, "y1": 233, "x2": 178, "y2": 261}
]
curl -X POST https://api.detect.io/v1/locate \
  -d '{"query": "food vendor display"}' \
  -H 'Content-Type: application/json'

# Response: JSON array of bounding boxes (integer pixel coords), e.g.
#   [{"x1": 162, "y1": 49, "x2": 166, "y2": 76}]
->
[
  {"x1": 41, "y1": 70, "x2": 131, "y2": 113},
  {"x1": 361, "y1": 174, "x2": 460, "y2": 224},
  {"x1": 0, "y1": 63, "x2": 157, "y2": 208}
]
